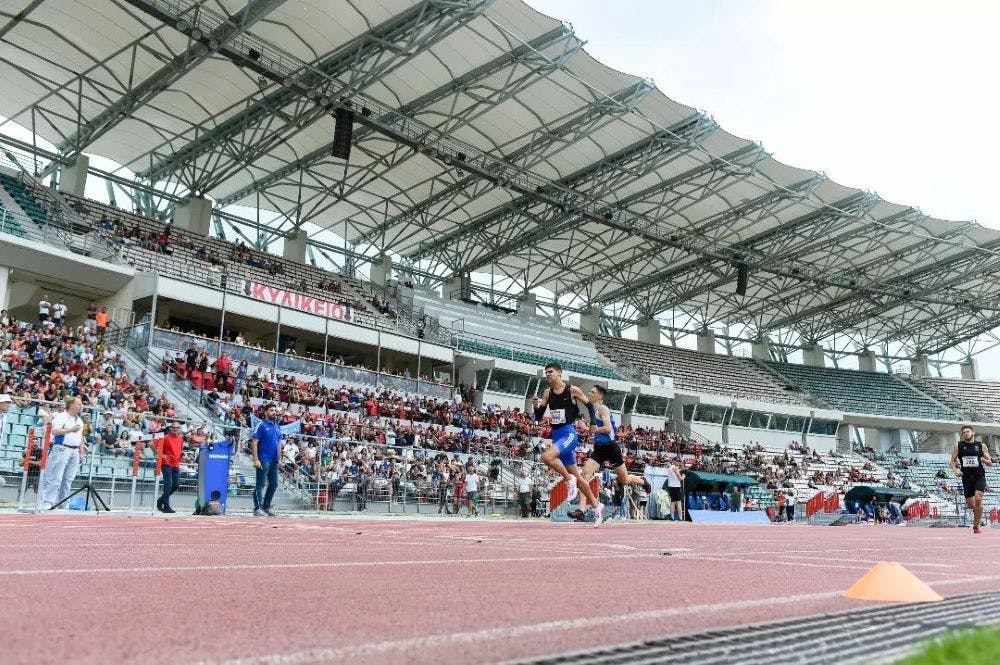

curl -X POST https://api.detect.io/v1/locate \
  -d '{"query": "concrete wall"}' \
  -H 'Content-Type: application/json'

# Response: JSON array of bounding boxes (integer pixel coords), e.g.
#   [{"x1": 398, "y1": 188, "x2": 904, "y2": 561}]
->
[
  {"x1": 628, "y1": 413, "x2": 667, "y2": 430},
  {"x1": 481, "y1": 390, "x2": 526, "y2": 411},
  {"x1": 726, "y1": 427, "x2": 802, "y2": 450},
  {"x1": 58, "y1": 156, "x2": 89, "y2": 197},
  {"x1": 690, "y1": 422, "x2": 724, "y2": 443},
  {"x1": 696, "y1": 330, "x2": 716, "y2": 354},
  {"x1": 805, "y1": 434, "x2": 837, "y2": 453},
  {"x1": 173, "y1": 196, "x2": 212, "y2": 236},
  {"x1": 282, "y1": 228, "x2": 307, "y2": 264}
]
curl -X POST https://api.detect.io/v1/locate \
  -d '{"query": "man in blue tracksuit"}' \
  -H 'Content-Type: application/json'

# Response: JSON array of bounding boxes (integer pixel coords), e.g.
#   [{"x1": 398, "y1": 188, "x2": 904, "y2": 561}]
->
[{"x1": 251, "y1": 403, "x2": 282, "y2": 517}]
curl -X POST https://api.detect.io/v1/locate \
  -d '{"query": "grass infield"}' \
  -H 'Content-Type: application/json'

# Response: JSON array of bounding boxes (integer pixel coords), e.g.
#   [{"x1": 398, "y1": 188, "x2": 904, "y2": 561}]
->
[{"x1": 895, "y1": 627, "x2": 1000, "y2": 664}]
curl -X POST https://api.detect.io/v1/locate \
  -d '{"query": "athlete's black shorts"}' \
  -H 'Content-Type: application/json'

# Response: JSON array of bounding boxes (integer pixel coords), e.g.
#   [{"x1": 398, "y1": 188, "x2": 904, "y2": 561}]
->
[
  {"x1": 590, "y1": 443, "x2": 624, "y2": 469},
  {"x1": 962, "y1": 474, "x2": 987, "y2": 499},
  {"x1": 667, "y1": 486, "x2": 683, "y2": 502}
]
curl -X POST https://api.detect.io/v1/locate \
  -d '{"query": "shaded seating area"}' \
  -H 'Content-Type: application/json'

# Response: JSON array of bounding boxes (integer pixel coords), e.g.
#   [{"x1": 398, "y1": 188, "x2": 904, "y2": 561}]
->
[
  {"x1": 586, "y1": 332, "x2": 803, "y2": 404},
  {"x1": 766, "y1": 362, "x2": 959, "y2": 420}
]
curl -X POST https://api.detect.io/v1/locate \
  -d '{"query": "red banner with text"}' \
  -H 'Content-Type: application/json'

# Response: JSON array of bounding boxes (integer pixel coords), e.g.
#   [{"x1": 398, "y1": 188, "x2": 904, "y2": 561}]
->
[{"x1": 242, "y1": 281, "x2": 353, "y2": 323}]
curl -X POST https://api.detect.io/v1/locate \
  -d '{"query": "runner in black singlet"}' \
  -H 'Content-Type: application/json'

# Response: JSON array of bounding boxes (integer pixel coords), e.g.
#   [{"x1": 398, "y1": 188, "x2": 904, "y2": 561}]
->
[
  {"x1": 532, "y1": 362, "x2": 603, "y2": 524},
  {"x1": 951, "y1": 425, "x2": 993, "y2": 534}
]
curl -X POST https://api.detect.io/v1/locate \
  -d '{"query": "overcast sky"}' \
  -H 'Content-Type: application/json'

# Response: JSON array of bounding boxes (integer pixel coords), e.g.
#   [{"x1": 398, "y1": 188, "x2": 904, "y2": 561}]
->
[{"x1": 527, "y1": 0, "x2": 1000, "y2": 378}]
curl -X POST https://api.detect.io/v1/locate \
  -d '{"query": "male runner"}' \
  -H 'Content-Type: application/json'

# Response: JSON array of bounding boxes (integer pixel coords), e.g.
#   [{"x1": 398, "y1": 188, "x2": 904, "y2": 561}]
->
[
  {"x1": 532, "y1": 363, "x2": 604, "y2": 526},
  {"x1": 951, "y1": 425, "x2": 992, "y2": 533},
  {"x1": 569, "y1": 385, "x2": 648, "y2": 524}
]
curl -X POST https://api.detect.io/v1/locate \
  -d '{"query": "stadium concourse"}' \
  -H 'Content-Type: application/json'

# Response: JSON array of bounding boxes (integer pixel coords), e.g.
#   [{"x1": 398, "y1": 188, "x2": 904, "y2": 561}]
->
[{"x1": 5, "y1": 0, "x2": 1000, "y2": 662}]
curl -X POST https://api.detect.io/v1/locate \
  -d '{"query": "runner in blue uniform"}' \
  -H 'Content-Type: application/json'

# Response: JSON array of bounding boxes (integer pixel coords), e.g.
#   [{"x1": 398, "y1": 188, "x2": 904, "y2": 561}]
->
[
  {"x1": 532, "y1": 362, "x2": 604, "y2": 525},
  {"x1": 569, "y1": 385, "x2": 648, "y2": 525}
]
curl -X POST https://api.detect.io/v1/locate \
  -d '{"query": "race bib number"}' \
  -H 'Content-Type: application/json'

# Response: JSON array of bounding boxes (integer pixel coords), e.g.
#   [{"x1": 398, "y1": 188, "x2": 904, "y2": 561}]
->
[
  {"x1": 962, "y1": 456, "x2": 980, "y2": 468},
  {"x1": 549, "y1": 408, "x2": 566, "y2": 425}
]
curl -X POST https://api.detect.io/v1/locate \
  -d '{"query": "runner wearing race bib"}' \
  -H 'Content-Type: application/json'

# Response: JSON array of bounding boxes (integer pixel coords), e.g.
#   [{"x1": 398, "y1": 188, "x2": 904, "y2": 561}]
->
[
  {"x1": 532, "y1": 362, "x2": 604, "y2": 526},
  {"x1": 951, "y1": 425, "x2": 993, "y2": 534},
  {"x1": 568, "y1": 384, "x2": 650, "y2": 524}
]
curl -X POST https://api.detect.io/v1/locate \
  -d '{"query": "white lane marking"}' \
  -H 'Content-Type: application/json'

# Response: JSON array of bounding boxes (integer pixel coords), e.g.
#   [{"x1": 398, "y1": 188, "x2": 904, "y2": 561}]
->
[
  {"x1": 186, "y1": 591, "x2": 844, "y2": 665},
  {"x1": 933, "y1": 573, "x2": 1000, "y2": 586},
  {"x1": 767, "y1": 554, "x2": 959, "y2": 568},
  {"x1": 668, "y1": 553, "x2": 960, "y2": 576},
  {"x1": 0, "y1": 552, "x2": 661, "y2": 576}
]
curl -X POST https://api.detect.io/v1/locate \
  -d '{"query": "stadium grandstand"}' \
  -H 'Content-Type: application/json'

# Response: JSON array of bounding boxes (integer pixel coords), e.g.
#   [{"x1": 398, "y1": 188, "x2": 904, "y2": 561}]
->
[{"x1": 3, "y1": 1, "x2": 1000, "y2": 663}]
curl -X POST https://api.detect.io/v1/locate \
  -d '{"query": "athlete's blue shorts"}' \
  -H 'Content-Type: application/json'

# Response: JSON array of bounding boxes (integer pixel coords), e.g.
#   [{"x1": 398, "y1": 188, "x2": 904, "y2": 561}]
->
[{"x1": 551, "y1": 426, "x2": 579, "y2": 467}]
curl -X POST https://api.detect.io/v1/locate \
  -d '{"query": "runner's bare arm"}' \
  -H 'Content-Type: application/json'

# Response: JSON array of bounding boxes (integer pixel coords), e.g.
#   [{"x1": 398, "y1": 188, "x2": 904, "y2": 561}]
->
[
  {"x1": 531, "y1": 388, "x2": 550, "y2": 420},
  {"x1": 950, "y1": 444, "x2": 961, "y2": 476},
  {"x1": 570, "y1": 385, "x2": 597, "y2": 423},
  {"x1": 983, "y1": 443, "x2": 993, "y2": 467}
]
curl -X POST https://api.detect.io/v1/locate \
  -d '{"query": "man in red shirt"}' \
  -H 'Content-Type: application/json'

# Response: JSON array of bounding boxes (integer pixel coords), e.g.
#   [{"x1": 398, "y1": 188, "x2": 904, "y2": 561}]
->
[{"x1": 157, "y1": 422, "x2": 184, "y2": 513}]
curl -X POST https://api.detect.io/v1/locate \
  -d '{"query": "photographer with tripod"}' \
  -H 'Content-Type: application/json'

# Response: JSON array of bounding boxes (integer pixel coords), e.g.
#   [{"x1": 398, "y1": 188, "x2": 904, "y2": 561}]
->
[{"x1": 40, "y1": 397, "x2": 87, "y2": 510}]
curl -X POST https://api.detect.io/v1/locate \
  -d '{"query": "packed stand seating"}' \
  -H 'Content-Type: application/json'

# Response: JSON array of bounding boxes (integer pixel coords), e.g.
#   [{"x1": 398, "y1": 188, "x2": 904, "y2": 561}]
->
[
  {"x1": 223, "y1": 394, "x2": 694, "y2": 461},
  {"x1": 0, "y1": 314, "x2": 184, "y2": 458},
  {"x1": 412, "y1": 288, "x2": 619, "y2": 379},
  {"x1": 585, "y1": 331, "x2": 804, "y2": 405},
  {"x1": 154, "y1": 325, "x2": 453, "y2": 399},
  {"x1": 59, "y1": 193, "x2": 432, "y2": 337},
  {"x1": 156, "y1": 333, "x2": 695, "y2": 463},
  {"x1": 905, "y1": 375, "x2": 1000, "y2": 423},
  {"x1": 156, "y1": 333, "x2": 690, "y2": 466},
  {"x1": 766, "y1": 362, "x2": 959, "y2": 420}
]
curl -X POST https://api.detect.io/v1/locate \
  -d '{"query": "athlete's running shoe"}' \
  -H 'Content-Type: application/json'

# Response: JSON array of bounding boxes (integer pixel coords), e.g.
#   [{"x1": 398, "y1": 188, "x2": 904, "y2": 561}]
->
[
  {"x1": 566, "y1": 479, "x2": 578, "y2": 502},
  {"x1": 593, "y1": 503, "x2": 606, "y2": 528},
  {"x1": 974, "y1": 525, "x2": 982, "y2": 534},
  {"x1": 567, "y1": 508, "x2": 585, "y2": 521}
]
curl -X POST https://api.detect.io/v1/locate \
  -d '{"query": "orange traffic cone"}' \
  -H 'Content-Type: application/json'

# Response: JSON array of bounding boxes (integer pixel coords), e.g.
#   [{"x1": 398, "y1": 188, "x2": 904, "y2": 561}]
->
[{"x1": 844, "y1": 562, "x2": 943, "y2": 603}]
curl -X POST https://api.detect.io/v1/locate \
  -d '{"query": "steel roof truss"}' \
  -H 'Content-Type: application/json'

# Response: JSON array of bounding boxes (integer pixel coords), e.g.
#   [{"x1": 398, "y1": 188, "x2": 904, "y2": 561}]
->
[
  {"x1": 54, "y1": 0, "x2": 288, "y2": 164},
  {"x1": 131, "y1": 0, "x2": 488, "y2": 187},
  {"x1": 391, "y1": 79, "x2": 661, "y2": 258},
  {"x1": 214, "y1": 23, "x2": 580, "y2": 208}
]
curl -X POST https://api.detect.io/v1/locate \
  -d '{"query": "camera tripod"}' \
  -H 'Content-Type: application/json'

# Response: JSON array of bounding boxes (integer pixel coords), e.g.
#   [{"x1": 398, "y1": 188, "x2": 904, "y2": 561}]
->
[{"x1": 49, "y1": 483, "x2": 111, "y2": 512}]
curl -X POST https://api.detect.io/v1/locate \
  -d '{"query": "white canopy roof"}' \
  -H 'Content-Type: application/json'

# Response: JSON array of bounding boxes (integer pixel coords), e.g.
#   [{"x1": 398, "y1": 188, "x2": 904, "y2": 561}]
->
[{"x1": 1, "y1": 0, "x2": 998, "y2": 353}]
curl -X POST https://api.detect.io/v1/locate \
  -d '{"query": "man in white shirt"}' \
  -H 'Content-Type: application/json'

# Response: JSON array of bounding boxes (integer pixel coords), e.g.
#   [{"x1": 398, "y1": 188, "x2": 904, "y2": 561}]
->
[
  {"x1": 665, "y1": 458, "x2": 686, "y2": 521},
  {"x1": 52, "y1": 298, "x2": 68, "y2": 327},
  {"x1": 38, "y1": 295, "x2": 51, "y2": 323},
  {"x1": 464, "y1": 463, "x2": 480, "y2": 517},
  {"x1": 40, "y1": 397, "x2": 87, "y2": 509},
  {"x1": 785, "y1": 488, "x2": 797, "y2": 522},
  {"x1": 516, "y1": 468, "x2": 533, "y2": 518}
]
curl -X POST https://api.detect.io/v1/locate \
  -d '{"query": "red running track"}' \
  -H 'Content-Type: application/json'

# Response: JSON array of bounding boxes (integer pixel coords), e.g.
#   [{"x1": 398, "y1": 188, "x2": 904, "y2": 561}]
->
[{"x1": 2, "y1": 514, "x2": 999, "y2": 665}]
